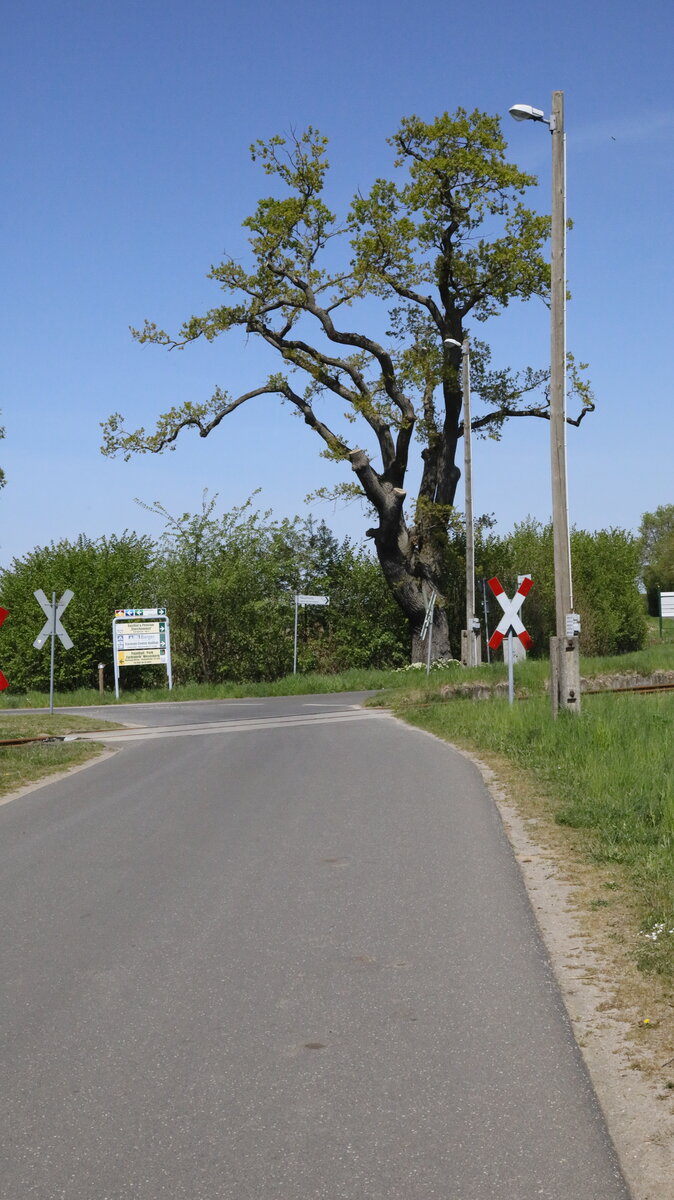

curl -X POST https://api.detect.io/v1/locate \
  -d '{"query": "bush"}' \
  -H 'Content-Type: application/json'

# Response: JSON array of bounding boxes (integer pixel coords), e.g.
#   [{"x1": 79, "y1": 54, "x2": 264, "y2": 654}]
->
[{"x1": 474, "y1": 518, "x2": 645, "y2": 658}]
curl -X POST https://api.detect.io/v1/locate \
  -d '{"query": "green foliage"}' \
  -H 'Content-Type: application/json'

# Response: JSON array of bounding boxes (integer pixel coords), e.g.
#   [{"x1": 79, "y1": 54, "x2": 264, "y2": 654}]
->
[
  {"x1": 572, "y1": 529, "x2": 647, "y2": 655},
  {"x1": 99, "y1": 112, "x2": 595, "y2": 662},
  {"x1": 474, "y1": 519, "x2": 645, "y2": 657},
  {"x1": 147, "y1": 493, "x2": 307, "y2": 684},
  {"x1": 0, "y1": 533, "x2": 158, "y2": 692},
  {"x1": 640, "y1": 504, "x2": 674, "y2": 611},
  {"x1": 101, "y1": 111, "x2": 582, "y2": 467},
  {"x1": 0, "y1": 498, "x2": 408, "y2": 694},
  {"x1": 2, "y1": 499, "x2": 646, "y2": 696},
  {"x1": 146, "y1": 495, "x2": 408, "y2": 682}
]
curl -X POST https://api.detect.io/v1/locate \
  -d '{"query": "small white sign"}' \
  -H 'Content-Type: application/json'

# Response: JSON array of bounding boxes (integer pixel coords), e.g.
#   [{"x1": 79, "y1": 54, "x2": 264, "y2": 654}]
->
[
  {"x1": 114, "y1": 607, "x2": 167, "y2": 618},
  {"x1": 565, "y1": 612, "x2": 581, "y2": 636},
  {"x1": 296, "y1": 594, "x2": 329, "y2": 606},
  {"x1": 660, "y1": 592, "x2": 674, "y2": 619}
]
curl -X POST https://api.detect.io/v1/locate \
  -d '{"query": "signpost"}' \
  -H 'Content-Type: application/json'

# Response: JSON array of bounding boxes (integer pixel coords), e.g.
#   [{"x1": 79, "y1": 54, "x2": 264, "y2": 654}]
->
[
  {"x1": 488, "y1": 576, "x2": 534, "y2": 705},
  {"x1": 293, "y1": 594, "x2": 329, "y2": 674},
  {"x1": 420, "y1": 587, "x2": 438, "y2": 675},
  {"x1": 112, "y1": 608, "x2": 172, "y2": 698},
  {"x1": 34, "y1": 589, "x2": 74, "y2": 714},
  {"x1": 0, "y1": 607, "x2": 8, "y2": 691}
]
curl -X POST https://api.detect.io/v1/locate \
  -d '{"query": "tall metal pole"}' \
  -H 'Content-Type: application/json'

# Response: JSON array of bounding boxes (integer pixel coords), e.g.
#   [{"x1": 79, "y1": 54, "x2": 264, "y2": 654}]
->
[
  {"x1": 549, "y1": 90, "x2": 580, "y2": 714},
  {"x1": 550, "y1": 91, "x2": 572, "y2": 633},
  {"x1": 49, "y1": 591, "x2": 56, "y2": 716},
  {"x1": 462, "y1": 338, "x2": 478, "y2": 667}
]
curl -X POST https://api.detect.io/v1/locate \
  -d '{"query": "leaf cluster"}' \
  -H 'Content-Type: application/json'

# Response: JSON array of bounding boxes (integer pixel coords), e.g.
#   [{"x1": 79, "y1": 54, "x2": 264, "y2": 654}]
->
[{"x1": 100, "y1": 110, "x2": 592, "y2": 539}]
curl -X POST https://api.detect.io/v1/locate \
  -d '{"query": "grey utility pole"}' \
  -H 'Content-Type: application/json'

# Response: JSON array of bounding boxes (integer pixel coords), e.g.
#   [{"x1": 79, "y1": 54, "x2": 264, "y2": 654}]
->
[{"x1": 509, "y1": 91, "x2": 581, "y2": 714}]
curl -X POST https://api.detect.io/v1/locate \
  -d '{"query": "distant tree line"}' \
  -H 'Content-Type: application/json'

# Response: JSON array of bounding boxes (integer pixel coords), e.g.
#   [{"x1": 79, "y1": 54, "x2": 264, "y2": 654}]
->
[
  {"x1": 639, "y1": 504, "x2": 674, "y2": 613},
  {"x1": 0, "y1": 494, "x2": 649, "y2": 694}
]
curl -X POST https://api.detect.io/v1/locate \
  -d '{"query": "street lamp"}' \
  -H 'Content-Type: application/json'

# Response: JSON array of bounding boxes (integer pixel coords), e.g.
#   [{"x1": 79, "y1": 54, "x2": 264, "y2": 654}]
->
[
  {"x1": 445, "y1": 336, "x2": 481, "y2": 667},
  {"x1": 509, "y1": 91, "x2": 581, "y2": 714}
]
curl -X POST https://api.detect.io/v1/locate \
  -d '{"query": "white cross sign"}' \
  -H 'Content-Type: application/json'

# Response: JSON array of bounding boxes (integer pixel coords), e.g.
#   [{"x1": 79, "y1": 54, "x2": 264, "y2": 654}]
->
[
  {"x1": 33, "y1": 589, "x2": 74, "y2": 651},
  {"x1": 488, "y1": 576, "x2": 533, "y2": 652}
]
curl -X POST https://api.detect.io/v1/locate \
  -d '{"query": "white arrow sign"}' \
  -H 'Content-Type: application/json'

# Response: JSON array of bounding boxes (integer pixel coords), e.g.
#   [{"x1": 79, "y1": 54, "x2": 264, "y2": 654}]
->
[
  {"x1": 295, "y1": 594, "x2": 329, "y2": 606},
  {"x1": 34, "y1": 589, "x2": 74, "y2": 650}
]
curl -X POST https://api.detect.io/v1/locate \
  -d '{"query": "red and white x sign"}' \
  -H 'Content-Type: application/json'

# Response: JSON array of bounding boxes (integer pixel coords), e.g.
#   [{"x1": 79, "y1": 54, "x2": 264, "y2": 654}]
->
[{"x1": 488, "y1": 577, "x2": 533, "y2": 652}]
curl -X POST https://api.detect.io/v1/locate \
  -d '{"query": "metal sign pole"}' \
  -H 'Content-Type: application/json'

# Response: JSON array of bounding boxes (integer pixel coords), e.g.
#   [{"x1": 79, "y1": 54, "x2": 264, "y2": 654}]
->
[
  {"x1": 507, "y1": 631, "x2": 514, "y2": 706},
  {"x1": 49, "y1": 592, "x2": 56, "y2": 715},
  {"x1": 420, "y1": 588, "x2": 437, "y2": 676},
  {"x1": 112, "y1": 618, "x2": 120, "y2": 698},
  {"x1": 165, "y1": 620, "x2": 173, "y2": 691},
  {"x1": 483, "y1": 578, "x2": 491, "y2": 664},
  {"x1": 293, "y1": 596, "x2": 299, "y2": 675}
]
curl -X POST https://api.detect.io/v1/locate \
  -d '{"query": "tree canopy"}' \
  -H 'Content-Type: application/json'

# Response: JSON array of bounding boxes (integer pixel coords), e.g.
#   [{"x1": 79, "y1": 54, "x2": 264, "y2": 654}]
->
[
  {"x1": 640, "y1": 504, "x2": 674, "y2": 603},
  {"x1": 101, "y1": 110, "x2": 594, "y2": 660}
]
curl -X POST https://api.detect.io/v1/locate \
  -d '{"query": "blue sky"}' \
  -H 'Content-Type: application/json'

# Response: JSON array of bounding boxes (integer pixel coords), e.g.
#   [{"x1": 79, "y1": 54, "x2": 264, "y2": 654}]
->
[{"x1": 3, "y1": 0, "x2": 673, "y2": 570}]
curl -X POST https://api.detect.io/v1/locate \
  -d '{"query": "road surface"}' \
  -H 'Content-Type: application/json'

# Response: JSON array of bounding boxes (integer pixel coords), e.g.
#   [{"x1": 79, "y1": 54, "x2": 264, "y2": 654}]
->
[{"x1": 0, "y1": 693, "x2": 631, "y2": 1198}]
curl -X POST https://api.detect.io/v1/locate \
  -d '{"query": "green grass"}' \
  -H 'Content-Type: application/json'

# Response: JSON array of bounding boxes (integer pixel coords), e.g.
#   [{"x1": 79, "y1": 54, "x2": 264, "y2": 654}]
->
[
  {"x1": 0, "y1": 713, "x2": 118, "y2": 797},
  {"x1": 2, "y1": 640, "x2": 672, "y2": 711},
  {"x1": 386, "y1": 688, "x2": 674, "y2": 978},
  {"x1": 0, "y1": 667, "x2": 426, "y2": 709}
]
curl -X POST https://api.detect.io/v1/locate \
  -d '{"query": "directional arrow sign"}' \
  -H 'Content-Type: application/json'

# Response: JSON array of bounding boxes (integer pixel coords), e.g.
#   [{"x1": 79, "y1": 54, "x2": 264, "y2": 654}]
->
[
  {"x1": 487, "y1": 576, "x2": 533, "y2": 652},
  {"x1": 0, "y1": 606, "x2": 8, "y2": 690},
  {"x1": 34, "y1": 589, "x2": 74, "y2": 650}
]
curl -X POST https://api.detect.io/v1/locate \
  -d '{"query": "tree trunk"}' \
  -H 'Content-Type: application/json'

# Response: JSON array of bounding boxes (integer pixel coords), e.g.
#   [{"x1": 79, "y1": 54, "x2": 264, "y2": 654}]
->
[
  {"x1": 410, "y1": 605, "x2": 452, "y2": 664},
  {"x1": 350, "y1": 445, "x2": 460, "y2": 664},
  {"x1": 369, "y1": 515, "x2": 454, "y2": 664}
]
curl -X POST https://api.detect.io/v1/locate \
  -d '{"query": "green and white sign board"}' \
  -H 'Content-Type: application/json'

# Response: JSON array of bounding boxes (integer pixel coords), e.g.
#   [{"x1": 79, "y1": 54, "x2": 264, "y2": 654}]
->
[{"x1": 112, "y1": 609, "x2": 172, "y2": 697}]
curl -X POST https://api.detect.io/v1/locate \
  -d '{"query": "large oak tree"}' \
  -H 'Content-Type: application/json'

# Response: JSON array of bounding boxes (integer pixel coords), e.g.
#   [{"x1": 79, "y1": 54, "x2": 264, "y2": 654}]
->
[{"x1": 102, "y1": 110, "x2": 594, "y2": 660}]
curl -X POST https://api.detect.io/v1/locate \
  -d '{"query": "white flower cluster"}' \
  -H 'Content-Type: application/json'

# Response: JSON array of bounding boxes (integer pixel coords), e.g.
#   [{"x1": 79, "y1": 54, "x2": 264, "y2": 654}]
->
[
  {"x1": 642, "y1": 922, "x2": 674, "y2": 942},
  {"x1": 395, "y1": 659, "x2": 462, "y2": 673}
]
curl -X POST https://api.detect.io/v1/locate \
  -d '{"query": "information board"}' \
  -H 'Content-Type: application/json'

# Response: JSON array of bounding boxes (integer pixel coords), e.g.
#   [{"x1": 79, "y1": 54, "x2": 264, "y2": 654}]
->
[{"x1": 112, "y1": 611, "x2": 172, "y2": 697}]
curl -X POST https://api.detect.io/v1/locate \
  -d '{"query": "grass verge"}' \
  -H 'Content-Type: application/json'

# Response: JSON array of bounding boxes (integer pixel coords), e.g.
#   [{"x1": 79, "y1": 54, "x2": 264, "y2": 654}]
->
[
  {"x1": 0, "y1": 713, "x2": 120, "y2": 798},
  {"x1": 0, "y1": 667, "x2": 425, "y2": 709},
  {"x1": 385, "y1": 689, "x2": 674, "y2": 978}
]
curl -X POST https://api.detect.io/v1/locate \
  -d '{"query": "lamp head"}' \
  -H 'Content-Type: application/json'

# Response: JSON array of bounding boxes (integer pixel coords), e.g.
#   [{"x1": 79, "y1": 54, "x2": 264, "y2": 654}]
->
[
  {"x1": 509, "y1": 103, "x2": 546, "y2": 123},
  {"x1": 443, "y1": 337, "x2": 462, "y2": 350}
]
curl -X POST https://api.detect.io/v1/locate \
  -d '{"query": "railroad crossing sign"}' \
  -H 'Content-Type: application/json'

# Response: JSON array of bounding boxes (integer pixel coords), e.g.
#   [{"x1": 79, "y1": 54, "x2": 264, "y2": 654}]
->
[
  {"x1": 33, "y1": 590, "x2": 74, "y2": 650},
  {"x1": 0, "y1": 606, "x2": 8, "y2": 690},
  {"x1": 487, "y1": 576, "x2": 533, "y2": 652}
]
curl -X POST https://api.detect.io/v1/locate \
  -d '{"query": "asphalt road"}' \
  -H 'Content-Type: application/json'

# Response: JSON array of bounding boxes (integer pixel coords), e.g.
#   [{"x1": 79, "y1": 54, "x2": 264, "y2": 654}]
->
[{"x1": 1, "y1": 694, "x2": 631, "y2": 1199}]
